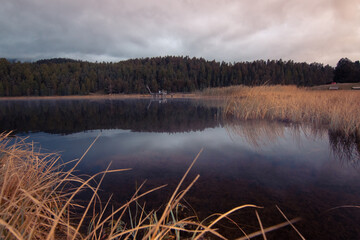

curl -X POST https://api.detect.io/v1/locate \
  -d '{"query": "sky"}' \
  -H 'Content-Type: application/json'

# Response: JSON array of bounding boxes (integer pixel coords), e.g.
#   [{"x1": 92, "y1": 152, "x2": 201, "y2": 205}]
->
[{"x1": 0, "y1": 0, "x2": 359, "y2": 66}]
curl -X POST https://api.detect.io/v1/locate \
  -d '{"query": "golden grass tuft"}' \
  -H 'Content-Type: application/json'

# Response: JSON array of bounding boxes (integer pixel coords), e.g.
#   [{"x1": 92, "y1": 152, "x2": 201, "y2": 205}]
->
[
  {"x1": 0, "y1": 132, "x2": 80, "y2": 239},
  {"x1": 223, "y1": 85, "x2": 360, "y2": 136}
]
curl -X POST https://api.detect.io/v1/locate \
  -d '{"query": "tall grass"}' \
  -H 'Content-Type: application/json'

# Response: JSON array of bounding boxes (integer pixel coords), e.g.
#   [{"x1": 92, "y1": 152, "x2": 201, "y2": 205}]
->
[
  {"x1": 201, "y1": 85, "x2": 245, "y2": 97},
  {"x1": 0, "y1": 132, "x2": 304, "y2": 239},
  {"x1": 223, "y1": 85, "x2": 360, "y2": 136},
  {"x1": 0, "y1": 132, "x2": 78, "y2": 239}
]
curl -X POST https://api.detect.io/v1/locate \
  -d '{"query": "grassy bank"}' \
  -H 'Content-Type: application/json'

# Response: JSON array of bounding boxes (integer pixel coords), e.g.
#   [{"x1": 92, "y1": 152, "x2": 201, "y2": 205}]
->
[
  {"x1": 0, "y1": 133, "x2": 303, "y2": 239},
  {"x1": 218, "y1": 85, "x2": 360, "y2": 136}
]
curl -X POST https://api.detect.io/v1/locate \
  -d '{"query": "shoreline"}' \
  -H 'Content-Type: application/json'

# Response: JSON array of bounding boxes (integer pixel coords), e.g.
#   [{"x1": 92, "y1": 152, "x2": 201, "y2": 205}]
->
[{"x1": 0, "y1": 93, "x2": 208, "y2": 101}]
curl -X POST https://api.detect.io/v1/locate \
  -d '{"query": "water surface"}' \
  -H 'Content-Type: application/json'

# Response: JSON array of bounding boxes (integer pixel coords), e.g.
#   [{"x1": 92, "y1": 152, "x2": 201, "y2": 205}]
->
[{"x1": 1, "y1": 98, "x2": 359, "y2": 239}]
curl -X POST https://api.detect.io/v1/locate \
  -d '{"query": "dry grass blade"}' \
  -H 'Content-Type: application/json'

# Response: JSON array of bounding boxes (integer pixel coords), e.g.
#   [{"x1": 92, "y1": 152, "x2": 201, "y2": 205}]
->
[
  {"x1": 147, "y1": 148, "x2": 203, "y2": 239},
  {"x1": 52, "y1": 134, "x2": 101, "y2": 194},
  {"x1": 0, "y1": 218, "x2": 24, "y2": 240},
  {"x1": 276, "y1": 205, "x2": 305, "y2": 240},
  {"x1": 324, "y1": 205, "x2": 360, "y2": 212},
  {"x1": 71, "y1": 163, "x2": 112, "y2": 240},
  {"x1": 193, "y1": 204, "x2": 261, "y2": 240},
  {"x1": 255, "y1": 210, "x2": 267, "y2": 240},
  {"x1": 47, "y1": 168, "x2": 129, "y2": 240},
  {"x1": 85, "y1": 183, "x2": 167, "y2": 239},
  {"x1": 235, "y1": 217, "x2": 302, "y2": 240}
]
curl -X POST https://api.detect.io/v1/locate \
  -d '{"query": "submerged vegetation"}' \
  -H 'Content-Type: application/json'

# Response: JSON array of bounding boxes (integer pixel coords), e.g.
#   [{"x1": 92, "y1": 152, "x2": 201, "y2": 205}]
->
[
  {"x1": 0, "y1": 132, "x2": 306, "y2": 239},
  {"x1": 220, "y1": 85, "x2": 360, "y2": 137}
]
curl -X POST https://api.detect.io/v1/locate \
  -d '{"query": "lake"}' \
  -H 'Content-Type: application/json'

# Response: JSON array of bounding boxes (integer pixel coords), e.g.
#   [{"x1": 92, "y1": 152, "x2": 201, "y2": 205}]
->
[{"x1": 1, "y1": 98, "x2": 359, "y2": 239}]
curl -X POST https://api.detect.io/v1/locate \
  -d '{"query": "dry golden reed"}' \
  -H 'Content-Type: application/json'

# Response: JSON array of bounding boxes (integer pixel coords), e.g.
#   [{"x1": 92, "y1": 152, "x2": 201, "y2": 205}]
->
[
  {"x1": 223, "y1": 85, "x2": 360, "y2": 136},
  {"x1": 0, "y1": 132, "x2": 78, "y2": 239},
  {"x1": 202, "y1": 85, "x2": 245, "y2": 97}
]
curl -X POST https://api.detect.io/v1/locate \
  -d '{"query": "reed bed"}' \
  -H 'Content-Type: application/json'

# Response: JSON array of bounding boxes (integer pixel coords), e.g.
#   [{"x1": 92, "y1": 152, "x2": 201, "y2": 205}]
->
[
  {"x1": 202, "y1": 86, "x2": 245, "y2": 97},
  {"x1": 223, "y1": 85, "x2": 360, "y2": 136},
  {"x1": 0, "y1": 132, "x2": 303, "y2": 239}
]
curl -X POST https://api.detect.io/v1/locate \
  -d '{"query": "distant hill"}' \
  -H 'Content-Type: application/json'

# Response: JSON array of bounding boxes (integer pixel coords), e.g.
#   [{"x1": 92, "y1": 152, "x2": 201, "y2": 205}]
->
[
  {"x1": 6, "y1": 58, "x2": 33, "y2": 63},
  {"x1": 35, "y1": 58, "x2": 80, "y2": 64}
]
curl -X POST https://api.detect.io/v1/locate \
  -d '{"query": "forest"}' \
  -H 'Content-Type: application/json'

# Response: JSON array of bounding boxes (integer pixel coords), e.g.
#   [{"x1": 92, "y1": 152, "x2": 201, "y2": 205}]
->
[{"x1": 0, "y1": 56, "x2": 357, "y2": 96}]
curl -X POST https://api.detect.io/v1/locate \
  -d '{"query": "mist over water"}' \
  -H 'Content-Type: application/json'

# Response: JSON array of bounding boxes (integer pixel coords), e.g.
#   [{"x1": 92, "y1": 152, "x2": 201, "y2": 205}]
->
[{"x1": 1, "y1": 98, "x2": 359, "y2": 239}]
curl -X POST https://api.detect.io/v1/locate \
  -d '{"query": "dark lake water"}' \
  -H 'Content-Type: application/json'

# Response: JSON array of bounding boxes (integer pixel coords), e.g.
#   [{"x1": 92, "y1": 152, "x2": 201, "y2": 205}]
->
[{"x1": 1, "y1": 98, "x2": 360, "y2": 239}]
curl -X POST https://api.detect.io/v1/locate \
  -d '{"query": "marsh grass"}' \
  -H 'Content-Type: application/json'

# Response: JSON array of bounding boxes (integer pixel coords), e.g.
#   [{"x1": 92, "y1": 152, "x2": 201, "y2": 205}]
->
[
  {"x1": 202, "y1": 86, "x2": 245, "y2": 97},
  {"x1": 0, "y1": 132, "x2": 78, "y2": 239},
  {"x1": 0, "y1": 132, "x2": 304, "y2": 239},
  {"x1": 222, "y1": 85, "x2": 360, "y2": 137}
]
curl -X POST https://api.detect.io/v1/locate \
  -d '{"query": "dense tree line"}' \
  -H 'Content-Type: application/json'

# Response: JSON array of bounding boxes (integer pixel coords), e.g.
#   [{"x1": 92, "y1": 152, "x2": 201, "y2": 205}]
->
[
  {"x1": 0, "y1": 56, "x2": 337, "y2": 96},
  {"x1": 334, "y1": 58, "x2": 360, "y2": 83}
]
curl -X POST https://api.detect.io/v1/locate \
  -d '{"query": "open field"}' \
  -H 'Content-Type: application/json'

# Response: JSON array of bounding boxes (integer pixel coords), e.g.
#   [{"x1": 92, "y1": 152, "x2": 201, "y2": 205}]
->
[{"x1": 221, "y1": 85, "x2": 360, "y2": 136}]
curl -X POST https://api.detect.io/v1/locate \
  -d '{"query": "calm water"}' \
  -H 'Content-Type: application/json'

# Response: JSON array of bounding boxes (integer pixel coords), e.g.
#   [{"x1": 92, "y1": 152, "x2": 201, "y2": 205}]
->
[{"x1": 1, "y1": 98, "x2": 360, "y2": 239}]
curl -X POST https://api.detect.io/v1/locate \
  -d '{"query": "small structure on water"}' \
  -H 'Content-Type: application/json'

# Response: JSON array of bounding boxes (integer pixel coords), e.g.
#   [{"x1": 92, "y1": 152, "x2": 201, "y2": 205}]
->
[{"x1": 146, "y1": 85, "x2": 169, "y2": 98}]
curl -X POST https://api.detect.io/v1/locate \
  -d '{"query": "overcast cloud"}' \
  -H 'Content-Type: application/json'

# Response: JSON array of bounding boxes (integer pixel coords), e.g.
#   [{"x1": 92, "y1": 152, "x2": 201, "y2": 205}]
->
[{"x1": 0, "y1": 0, "x2": 359, "y2": 65}]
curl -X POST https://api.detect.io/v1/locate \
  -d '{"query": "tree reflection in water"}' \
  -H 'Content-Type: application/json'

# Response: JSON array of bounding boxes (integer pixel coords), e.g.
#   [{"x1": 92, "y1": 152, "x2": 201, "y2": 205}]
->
[
  {"x1": 225, "y1": 119, "x2": 360, "y2": 166},
  {"x1": 0, "y1": 98, "x2": 359, "y2": 165},
  {"x1": 0, "y1": 99, "x2": 222, "y2": 134}
]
